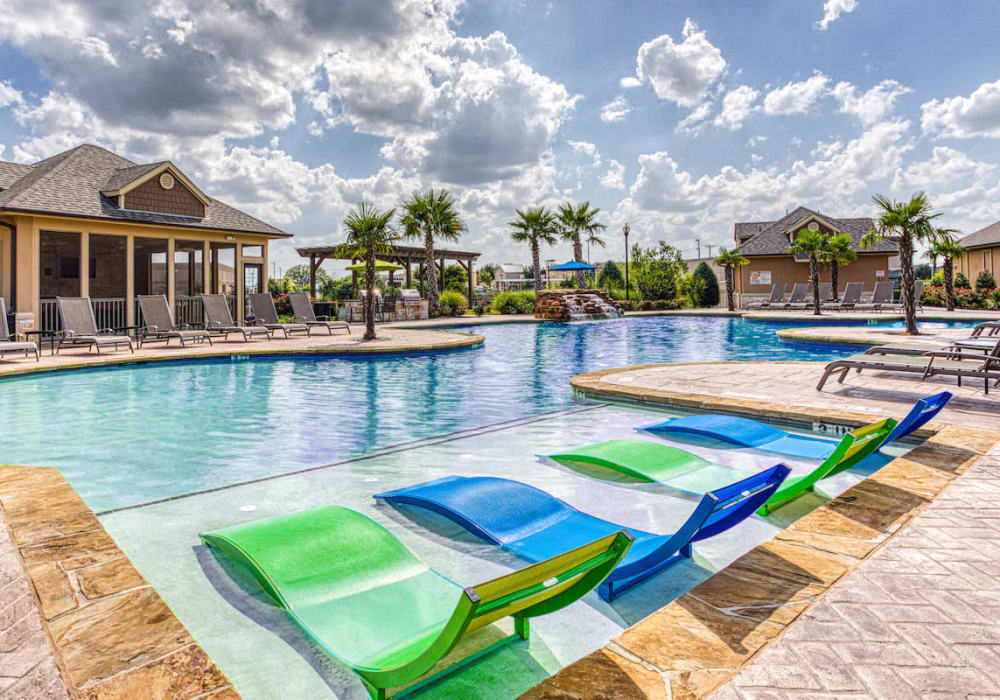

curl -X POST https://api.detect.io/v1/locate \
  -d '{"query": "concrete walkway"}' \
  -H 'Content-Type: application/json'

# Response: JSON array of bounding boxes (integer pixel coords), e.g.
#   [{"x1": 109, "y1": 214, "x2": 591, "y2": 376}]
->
[{"x1": 713, "y1": 440, "x2": 1000, "y2": 700}]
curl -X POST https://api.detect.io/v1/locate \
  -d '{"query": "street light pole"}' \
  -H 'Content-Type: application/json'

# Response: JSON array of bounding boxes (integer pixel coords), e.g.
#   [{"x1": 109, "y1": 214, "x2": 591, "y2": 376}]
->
[{"x1": 623, "y1": 222, "x2": 630, "y2": 301}]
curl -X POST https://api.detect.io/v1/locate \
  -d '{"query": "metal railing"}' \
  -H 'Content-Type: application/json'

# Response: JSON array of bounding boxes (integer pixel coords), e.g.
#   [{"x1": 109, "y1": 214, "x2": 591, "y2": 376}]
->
[
  {"x1": 39, "y1": 297, "x2": 128, "y2": 332},
  {"x1": 175, "y1": 296, "x2": 204, "y2": 326}
]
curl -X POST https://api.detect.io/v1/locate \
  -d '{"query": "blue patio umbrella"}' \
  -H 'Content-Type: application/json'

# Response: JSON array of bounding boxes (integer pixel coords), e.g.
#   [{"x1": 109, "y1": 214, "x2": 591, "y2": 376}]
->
[{"x1": 549, "y1": 260, "x2": 596, "y2": 271}]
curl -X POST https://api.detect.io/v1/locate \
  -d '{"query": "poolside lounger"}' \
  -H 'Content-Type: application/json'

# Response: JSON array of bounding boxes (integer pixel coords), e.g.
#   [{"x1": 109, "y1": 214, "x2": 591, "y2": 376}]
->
[
  {"x1": 288, "y1": 292, "x2": 350, "y2": 335},
  {"x1": 817, "y1": 346, "x2": 1000, "y2": 394},
  {"x1": 855, "y1": 281, "x2": 894, "y2": 312},
  {"x1": 55, "y1": 297, "x2": 134, "y2": 354},
  {"x1": 779, "y1": 283, "x2": 809, "y2": 310},
  {"x1": 787, "y1": 283, "x2": 832, "y2": 311},
  {"x1": 822, "y1": 282, "x2": 863, "y2": 311},
  {"x1": 137, "y1": 295, "x2": 212, "y2": 348},
  {"x1": 637, "y1": 392, "x2": 951, "y2": 458},
  {"x1": 376, "y1": 467, "x2": 789, "y2": 601},
  {"x1": 249, "y1": 293, "x2": 311, "y2": 338},
  {"x1": 863, "y1": 336, "x2": 1000, "y2": 358},
  {"x1": 549, "y1": 422, "x2": 891, "y2": 515},
  {"x1": 0, "y1": 298, "x2": 38, "y2": 361},
  {"x1": 746, "y1": 283, "x2": 786, "y2": 310},
  {"x1": 971, "y1": 321, "x2": 1000, "y2": 337},
  {"x1": 201, "y1": 506, "x2": 631, "y2": 700},
  {"x1": 200, "y1": 294, "x2": 271, "y2": 342}
]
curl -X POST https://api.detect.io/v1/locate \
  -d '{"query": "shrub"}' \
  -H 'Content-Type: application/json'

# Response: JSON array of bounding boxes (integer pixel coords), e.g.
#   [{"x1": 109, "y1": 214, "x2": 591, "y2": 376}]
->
[
  {"x1": 438, "y1": 291, "x2": 468, "y2": 316},
  {"x1": 930, "y1": 271, "x2": 944, "y2": 286},
  {"x1": 989, "y1": 289, "x2": 1000, "y2": 310},
  {"x1": 975, "y1": 270, "x2": 996, "y2": 292},
  {"x1": 691, "y1": 262, "x2": 720, "y2": 307},
  {"x1": 955, "y1": 272, "x2": 971, "y2": 289},
  {"x1": 491, "y1": 290, "x2": 536, "y2": 314},
  {"x1": 270, "y1": 293, "x2": 293, "y2": 316}
]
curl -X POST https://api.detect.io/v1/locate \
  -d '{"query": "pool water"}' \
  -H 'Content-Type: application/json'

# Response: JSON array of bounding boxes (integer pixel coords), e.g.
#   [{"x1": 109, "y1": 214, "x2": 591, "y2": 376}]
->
[{"x1": 0, "y1": 316, "x2": 884, "y2": 511}]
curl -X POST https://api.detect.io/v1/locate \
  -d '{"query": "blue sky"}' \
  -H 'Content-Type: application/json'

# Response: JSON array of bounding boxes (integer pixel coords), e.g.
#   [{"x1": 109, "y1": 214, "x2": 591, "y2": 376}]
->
[{"x1": 1, "y1": 0, "x2": 999, "y2": 275}]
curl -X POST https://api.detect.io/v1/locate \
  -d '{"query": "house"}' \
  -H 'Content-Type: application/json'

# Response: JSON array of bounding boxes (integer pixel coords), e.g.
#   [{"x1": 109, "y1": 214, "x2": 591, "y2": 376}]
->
[
  {"x1": 733, "y1": 206, "x2": 895, "y2": 301},
  {"x1": 0, "y1": 144, "x2": 291, "y2": 332},
  {"x1": 955, "y1": 220, "x2": 1000, "y2": 283}
]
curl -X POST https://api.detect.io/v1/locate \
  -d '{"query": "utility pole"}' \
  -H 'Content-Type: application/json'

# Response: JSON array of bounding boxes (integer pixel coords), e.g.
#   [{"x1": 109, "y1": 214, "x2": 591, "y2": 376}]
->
[
  {"x1": 706, "y1": 243, "x2": 716, "y2": 258},
  {"x1": 695, "y1": 239, "x2": 701, "y2": 259}
]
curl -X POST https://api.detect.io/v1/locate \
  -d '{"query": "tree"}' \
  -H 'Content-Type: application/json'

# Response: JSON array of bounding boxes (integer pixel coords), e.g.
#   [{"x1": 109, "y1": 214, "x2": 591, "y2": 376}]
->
[
  {"x1": 629, "y1": 242, "x2": 686, "y2": 301},
  {"x1": 597, "y1": 260, "x2": 625, "y2": 290},
  {"x1": 976, "y1": 269, "x2": 996, "y2": 292},
  {"x1": 862, "y1": 192, "x2": 941, "y2": 334},
  {"x1": 914, "y1": 263, "x2": 933, "y2": 280},
  {"x1": 509, "y1": 208, "x2": 558, "y2": 291},
  {"x1": 284, "y1": 264, "x2": 328, "y2": 291},
  {"x1": 692, "y1": 261, "x2": 720, "y2": 307},
  {"x1": 557, "y1": 202, "x2": 606, "y2": 287},
  {"x1": 927, "y1": 233, "x2": 964, "y2": 311},
  {"x1": 788, "y1": 228, "x2": 831, "y2": 316},
  {"x1": 478, "y1": 263, "x2": 500, "y2": 289},
  {"x1": 338, "y1": 202, "x2": 398, "y2": 340},
  {"x1": 443, "y1": 264, "x2": 468, "y2": 293},
  {"x1": 400, "y1": 189, "x2": 466, "y2": 313},
  {"x1": 714, "y1": 248, "x2": 749, "y2": 311},
  {"x1": 818, "y1": 233, "x2": 856, "y2": 302}
]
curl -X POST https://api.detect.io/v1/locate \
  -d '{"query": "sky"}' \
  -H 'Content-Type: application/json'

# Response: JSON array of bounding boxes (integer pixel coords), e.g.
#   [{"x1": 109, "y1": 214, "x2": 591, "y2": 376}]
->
[{"x1": 1, "y1": 0, "x2": 999, "y2": 277}]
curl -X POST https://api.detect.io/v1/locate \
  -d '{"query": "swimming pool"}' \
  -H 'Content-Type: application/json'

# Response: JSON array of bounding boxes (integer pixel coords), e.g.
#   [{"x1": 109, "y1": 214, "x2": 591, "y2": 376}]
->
[{"x1": 0, "y1": 316, "x2": 884, "y2": 511}]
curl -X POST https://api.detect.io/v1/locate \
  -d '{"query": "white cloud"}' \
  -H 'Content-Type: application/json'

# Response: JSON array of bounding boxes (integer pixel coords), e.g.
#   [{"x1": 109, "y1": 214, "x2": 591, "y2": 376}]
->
[
  {"x1": 676, "y1": 100, "x2": 713, "y2": 134},
  {"x1": 762, "y1": 71, "x2": 830, "y2": 115},
  {"x1": 619, "y1": 77, "x2": 642, "y2": 89},
  {"x1": 814, "y1": 0, "x2": 858, "y2": 31},
  {"x1": 0, "y1": 81, "x2": 23, "y2": 109},
  {"x1": 921, "y1": 79, "x2": 1000, "y2": 139},
  {"x1": 568, "y1": 139, "x2": 601, "y2": 167},
  {"x1": 714, "y1": 85, "x2": 759, "y2": 130},
  {"x1": 600, "y1": 160, "x2": 625, "y2": 190},
  {"x1": 600, "y1": 94, "x2": 630, "y2": 123},
  {"x1": 892, "y1": 146, "x2": 996, "y2": 192},
  {"x1": 746, "y1": 135, "x2": 767, "y2": 148},
  {"x1": 831, "y1": 79, "x2": 911, "y2": 126},
  {"x1": 633, "y1": 19, "x2": 726, "y2": 107}
]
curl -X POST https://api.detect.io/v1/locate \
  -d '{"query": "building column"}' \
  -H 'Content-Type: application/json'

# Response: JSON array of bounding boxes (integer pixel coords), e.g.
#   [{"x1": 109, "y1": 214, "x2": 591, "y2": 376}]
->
[
  {"x1": 166, "y1": 237, "x2": 176, "y2": 315},
  {"x1": 126, "y1": 235, "x2": 135, "y2": 326},
  {"x1": 202, "y1": 240, "x2": 210, "y2": 294},
  {"x1": 235, "y1": 243, "x2": 244, "y2": 323},
  {"x1": 79, "y1": 231, "x2": 90, "y2": 298},
  {"x1": 262, "y1": 243, "x2": 269, "y2": 297},
  {"x1": 467, "y1": 259, "x2": 474, "y2": 303},
  {"x1": 14, "y1": 217, "x2": 38, "y2": 316}
]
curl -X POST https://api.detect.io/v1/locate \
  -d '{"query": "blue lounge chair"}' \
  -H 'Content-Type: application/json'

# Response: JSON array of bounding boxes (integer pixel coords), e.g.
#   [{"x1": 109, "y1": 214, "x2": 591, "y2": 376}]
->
[
  {"x1": 637, "y1": 392, "x2": 951, "y2": 459},
  {"x1": 376, "y1": 466, "x2": 789, "y2": 602}
]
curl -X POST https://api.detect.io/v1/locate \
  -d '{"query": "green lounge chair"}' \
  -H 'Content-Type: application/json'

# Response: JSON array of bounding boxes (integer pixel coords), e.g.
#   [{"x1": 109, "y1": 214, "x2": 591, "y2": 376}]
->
[
  {"x1": 549, "y1": 417, "x2": 895, "y2": 515},
  {"x1": 201, "y1": 506, "x2": 632, "y2": 700}
]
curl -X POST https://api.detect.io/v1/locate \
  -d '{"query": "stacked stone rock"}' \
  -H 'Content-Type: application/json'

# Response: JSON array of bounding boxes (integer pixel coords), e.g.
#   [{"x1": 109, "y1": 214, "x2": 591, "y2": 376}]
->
[{"x1": 534, "y1": 289, "x2": 624, "y2": 321}]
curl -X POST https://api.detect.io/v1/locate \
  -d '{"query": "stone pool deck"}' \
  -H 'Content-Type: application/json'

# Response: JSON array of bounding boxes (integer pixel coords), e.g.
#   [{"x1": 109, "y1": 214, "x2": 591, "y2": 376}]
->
[{"x1": 0, "y1": 326, "x2": 482, "y2": 377}]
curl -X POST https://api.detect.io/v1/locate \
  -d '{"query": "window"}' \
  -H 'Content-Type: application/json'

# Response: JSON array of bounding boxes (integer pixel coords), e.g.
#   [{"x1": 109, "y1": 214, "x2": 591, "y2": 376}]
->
[{"x1": 242, "y1": 244, "x2": 263, "y2": 258}]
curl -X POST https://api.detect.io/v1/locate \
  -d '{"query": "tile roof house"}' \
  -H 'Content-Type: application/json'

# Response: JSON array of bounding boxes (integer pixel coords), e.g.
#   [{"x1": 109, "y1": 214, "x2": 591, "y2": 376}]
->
[
  {"x1": 0, "y1": 144, "x2": 291, "y2": 330},
  {"x1": 956, "y1": 219, "x2": 1000, "y2": 284},
  {"x1": 732, "y1": 206, "x2": 896, "y2": 302}
]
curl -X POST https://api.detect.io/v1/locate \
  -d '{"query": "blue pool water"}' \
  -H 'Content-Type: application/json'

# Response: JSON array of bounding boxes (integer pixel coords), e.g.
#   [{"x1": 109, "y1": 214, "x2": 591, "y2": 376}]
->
[{"x1": 0, "y1": 316, "x2": 971, "y2": 511}]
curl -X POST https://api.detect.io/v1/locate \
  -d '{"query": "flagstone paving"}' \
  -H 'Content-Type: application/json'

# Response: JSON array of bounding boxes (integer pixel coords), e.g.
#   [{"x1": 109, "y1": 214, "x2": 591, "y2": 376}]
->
[{"x1": 712, "y1": 441, "x2": 1000, "y2": 699}]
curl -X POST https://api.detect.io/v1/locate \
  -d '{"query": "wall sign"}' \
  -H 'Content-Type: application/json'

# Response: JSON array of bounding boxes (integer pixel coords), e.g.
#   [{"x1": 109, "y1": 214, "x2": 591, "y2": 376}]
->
[
  {"x1": 749, "y1": 270, "x2": 771, "y2": 285},
  {"x1": 875, "y1": 269, "x2": 885, "y2": 279}
]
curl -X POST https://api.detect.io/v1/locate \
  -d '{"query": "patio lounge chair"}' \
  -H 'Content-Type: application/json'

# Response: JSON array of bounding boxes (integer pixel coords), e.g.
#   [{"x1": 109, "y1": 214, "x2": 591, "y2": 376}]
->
[
  {"x1": 249, "y1": 293, "x2": 310, "y2": 338},
  {"x1": 971, "y1": 321, "x2": 1000, "y2": 337},
  {"x1": 780, "y1": 283, "x2": 809, "y2": 310},
  {"x1": 822, "y1": 281, "x2": 863, "y2": 311},
  {"x1": 787, "y1": 283, "x2": 832, "y2": 311},
  {"x1": 55, "y1": 297, "x2": 133, "y2": 354},
  {"x1": 855, "y1": 281, "x2": 894, "y2": 312},
  {"x1": 746, "y1": 283, "x2": 786, "y2": 310},
  {"x1": 548, "y1": 423, "x2": 890, "y2": 515},
  {"x1": 816, "y1": 343, "x2": 1000, "y2": 393},
  {"x1": 637, "y1": 392, "x2": 951, "y2": 458},
  {"x1": 137, "y1": 295, "x2": 212, "y2": 348},
  {"x1": 376, "y1": 466, "x2": 789, "y2": 601},
  {"x1": 0, "y1": 298, "x2": 38, "y2": 361},
  {"x1": 862, "y1": 335, "x2": 1000, "y2": 358},
  {"x1": 201, "y1": 506, "x2": 631, "y2": 700},
  {"x1": 288, "y1": 292, "x2": 349, "y2": 335},
  {"x1": 200, "y1": 294, "x2": 270, "y2": 342}
]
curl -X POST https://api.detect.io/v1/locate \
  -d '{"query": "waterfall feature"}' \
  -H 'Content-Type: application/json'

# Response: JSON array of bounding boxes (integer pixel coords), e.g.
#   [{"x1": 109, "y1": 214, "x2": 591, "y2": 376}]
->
[{"x1": 535, "y1": 290, "x2": 625, "y2": 322}]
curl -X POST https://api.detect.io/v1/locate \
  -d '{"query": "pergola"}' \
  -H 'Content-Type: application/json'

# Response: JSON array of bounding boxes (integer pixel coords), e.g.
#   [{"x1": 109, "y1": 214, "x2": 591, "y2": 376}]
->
[{"x1": 296, "y1": 244, "x2": 481, "y2": 300}]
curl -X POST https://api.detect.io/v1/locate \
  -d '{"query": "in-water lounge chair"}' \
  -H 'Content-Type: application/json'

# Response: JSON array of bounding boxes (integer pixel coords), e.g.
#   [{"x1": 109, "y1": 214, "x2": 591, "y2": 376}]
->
[
  {"x1": 746, "y1": 283, "x2": 786, "y2": 310},
  {"x1": 376, "y1": 466, "x2": 789, "y2": 601},
  {"x1": 249, "y1": 293, "x2": 311, "y2": 338},
  {"x1": 549, "y1": 421, "x2": 892, "y2": 515},
  {"x1": 202, "y1": 506, "x2": 631, "y2": 700},
  {"x1": 637, "y1": 392, "x2": 951, "y2": 458},
  {"x1": 817, "y1": 344, "x2": 1000, "y2": 393},
  {"x1": 855, "y1": 281, "x2": 893, "y2": 312},
  {"x1": 288, "y1": 292, "x2": 350, "y2": 335},
  {"x1": 137, "y1": 294, "x2": 212, "y2": 348},
  {"x1": 779, "y1": 283, "x2": 809, "y2": 310},
  {"x1": 200, "y1": 294, "x2": 270, "y2": 342},
  {"x1": 0, "y1": 298, "x2": 38, "y2": 361},
  {"x1": 822, "y1": 281, "x2": 863, "y2": 311},
  {"x1": 55, "y1": 297, "x2": 134, "y2": 354}
]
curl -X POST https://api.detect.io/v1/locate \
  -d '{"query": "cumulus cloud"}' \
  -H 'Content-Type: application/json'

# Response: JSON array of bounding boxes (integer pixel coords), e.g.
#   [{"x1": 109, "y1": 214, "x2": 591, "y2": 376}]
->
[
  {"x1": 619, "y1": 77, "x2": 642, "y2": 89},
  {"x1": 0, "y1": 81, "x2": 23, "y2": 109},
  {"x1": 600, "y1": 95, "x2": 630, "y2": 123},
  {"x1": 676, "y1": 100, "x2": 714, "y2": 134},
  {"x1": 632, "y1": 19, "x2": 726, "y2": 107},
  {"x1": 762, "y1": 71, "x2": 831, "y2": 115},
  {"x1": 814, "y1": 0, "x2": 858, "y2": 30},
  {"x1": 921, "y1": 79, "x2": 1000, "y2": 139},
  {"x1": 600, "y1": 160, "x2": 625, "y2": 190},
  {"x1": 831, "y1": 79, "x2": 911, "y2": 126},
  {"x1": 892, "y1": 146, "x2": 996, "y2": 192},
  {"x1": 714, "y1": 85, "x2": 759, "y2": 130},
  {"x1": 568, "y1": 139, "x2": 601, "y2": 167}
]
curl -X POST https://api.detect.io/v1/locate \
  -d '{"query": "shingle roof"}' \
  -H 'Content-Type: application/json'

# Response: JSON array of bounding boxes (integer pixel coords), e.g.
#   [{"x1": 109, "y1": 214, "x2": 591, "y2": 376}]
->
[
  {"x1": 735, "y1": 205, "x2": 894, "y2": 256},
  {"x1": 0, "y1": 144, "x2": 289, "y2": 237},
  {"x1": 0, "y1": 161, "x2": 32, "y2": 190},
  {"x1": 960, "y1": 220, "x2": 1000, "y2": 249}
]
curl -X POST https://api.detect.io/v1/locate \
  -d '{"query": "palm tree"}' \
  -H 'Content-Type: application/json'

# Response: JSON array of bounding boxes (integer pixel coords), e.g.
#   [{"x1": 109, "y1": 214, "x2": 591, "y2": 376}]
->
[
  {"x1": 339, "y1": 202, "x2": 398, "y2": 341},
  {"x1": 557, "y1": 202, "x2": 606, "y2": 288},
  {"x1": 400, "y1": 189, "x2": 466, "y2": 313},
  {"x1": 510, "y1": 207, "x2": 558, "y2": 291},
  {"x1": 788, "y1": 229, "x2": 831, "y2": 316},
  {"x1": 714, "y1": 248, "x2": 749, "y2": 311},
  {"x1": 818, "y1": 233, "x2": 857, "y2": 302},
  {"x1": 927, "y1": 231, "x2": 964, "y2": 312},
  {"x1": 862, "y1": 192, "x2": 941, "y2": 334},
  {"x1": 478, "y1": 263, "x2": 501, "y2": 289}
]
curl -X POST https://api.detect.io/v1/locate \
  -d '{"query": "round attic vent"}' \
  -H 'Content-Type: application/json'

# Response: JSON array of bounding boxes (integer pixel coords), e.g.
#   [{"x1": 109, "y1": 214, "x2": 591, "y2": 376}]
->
[
  {"x1": 807, "y1": 221, "x2": 819, "y2": 231},
  {"x1": 159, "y1": 172, "x2": 175, "y2": 190}
]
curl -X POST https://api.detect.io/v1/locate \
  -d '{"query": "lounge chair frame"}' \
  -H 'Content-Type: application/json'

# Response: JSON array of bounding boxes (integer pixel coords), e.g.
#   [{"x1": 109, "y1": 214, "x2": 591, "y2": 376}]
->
[
  {"x1": 200, "y1": 294, "x2": 271, "y2": 342},
  {"x1": 779, "y1": 283, "x2": 809, "y2": 310},
  {"x1": 249, "y1": 293, "x2": 311, "y2": 338},
  {"x1": 855, "y1": 281, "x2": 894, "y2": 312},
  {"x1": 0, "y1": 298, "x2": 38, "y2": 361},
  {"x1": 746, "y1": 283, "x2": 786, "y2": 310},
  {"x1": 54, "y1": 297, "x2": 134, "y2": 354},
  {"x1": 136, "y1": 295, "x2": 212, "y2": 348},
  {"x1": 822, "y1": 281, "x2": 863, "y2": 311},
  {"x1": 817, "y1": 344, "x2": 1000, "y2": 394},
  {"x1": 288, "y1": 292, "x2": 350, "y2": 335}
]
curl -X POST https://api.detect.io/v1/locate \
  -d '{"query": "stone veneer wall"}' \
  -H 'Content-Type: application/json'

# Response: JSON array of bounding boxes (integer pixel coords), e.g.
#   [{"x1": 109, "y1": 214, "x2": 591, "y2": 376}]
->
[{"x1": 534, "y1": 289, "x2": 623, "y2": 321}]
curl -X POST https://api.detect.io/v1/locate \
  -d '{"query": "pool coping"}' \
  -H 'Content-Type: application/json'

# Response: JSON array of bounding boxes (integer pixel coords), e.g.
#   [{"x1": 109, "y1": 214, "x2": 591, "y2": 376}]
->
[{"x1": 516, "y1": 367, "x2": 1000, "y2": 699}]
